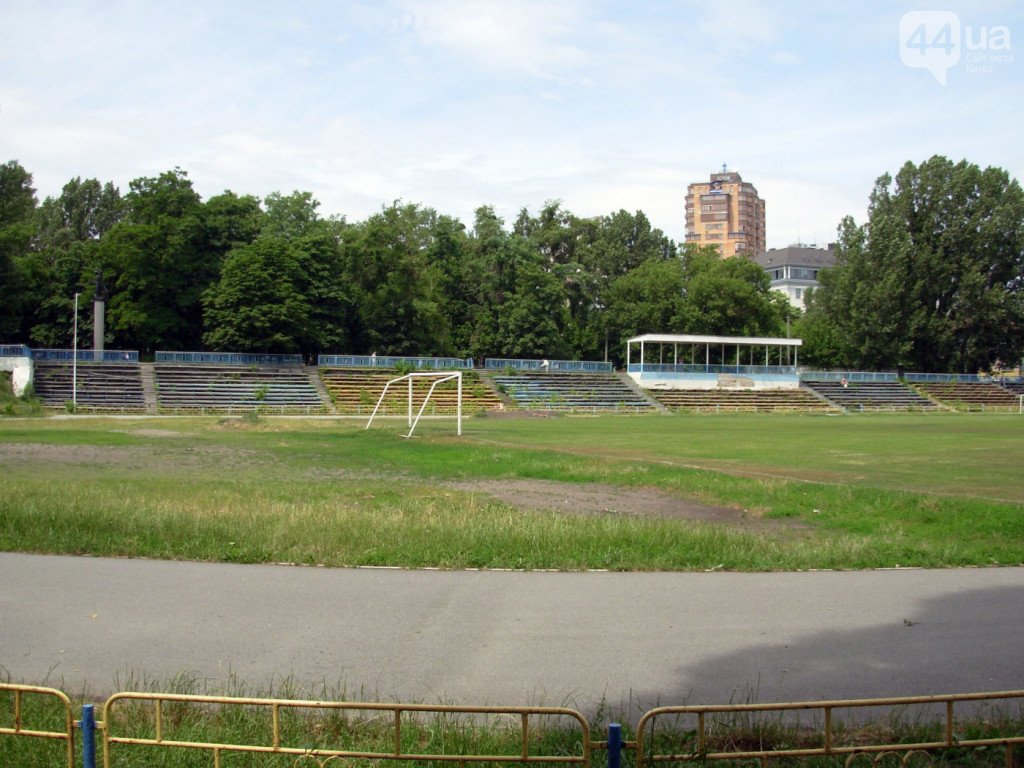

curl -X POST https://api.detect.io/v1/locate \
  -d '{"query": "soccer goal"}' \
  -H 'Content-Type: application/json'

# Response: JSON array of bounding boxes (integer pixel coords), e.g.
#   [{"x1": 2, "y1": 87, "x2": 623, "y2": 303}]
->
[{"x1": 364, "y1": 371, "x2": 462, "y2": 437}]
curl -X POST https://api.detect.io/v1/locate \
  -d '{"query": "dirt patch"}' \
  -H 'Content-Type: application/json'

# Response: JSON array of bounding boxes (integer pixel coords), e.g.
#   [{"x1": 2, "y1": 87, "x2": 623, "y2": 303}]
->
[
  {"x1": 0, "y1": 442, "x2": 264, "y2": 474},
  {"x1": 114, "y1": 428, "x2": 195, "y2": 438},
  {"x1": 448, "y1": 477, "x2": 793, "y2": 528}
]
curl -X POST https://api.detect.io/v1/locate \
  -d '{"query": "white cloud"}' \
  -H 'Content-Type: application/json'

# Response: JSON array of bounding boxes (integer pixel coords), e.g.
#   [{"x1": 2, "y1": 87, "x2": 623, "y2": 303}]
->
[{"x1": 397, "y1": 0, "x2": 592, "y2": 80}]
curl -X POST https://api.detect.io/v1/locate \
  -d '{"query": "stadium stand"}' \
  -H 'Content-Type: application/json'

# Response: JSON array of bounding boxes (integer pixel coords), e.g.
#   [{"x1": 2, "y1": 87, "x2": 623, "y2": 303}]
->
[
  {"x1": 913, "y1": 381, "x2": 1020, "y2": 409},
  {"x1": 320, "y1": 368, "x2": 503, "y2": 414},
  {"x1": 647, "y1": 386, "x2": 835, "y2": 413},
  {"x1": 154, "y1": 364, "x2": 328, "y2": 413},
  {"x1": 32, "y1": 361, "x2": 146, "y2": 412},
  {"x1": 803, "y1": 380, "x2": 938, "y2": 410},
  {"x1": 1000, "y1": 380, "x2": 1024, "y2": 396},
  {"x1": 490, "y1": 371, "x2": 658, "y2": 412}
]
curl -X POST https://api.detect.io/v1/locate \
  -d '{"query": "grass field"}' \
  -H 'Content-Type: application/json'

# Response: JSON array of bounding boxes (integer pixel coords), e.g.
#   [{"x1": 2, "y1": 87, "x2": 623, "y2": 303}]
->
[{"x1": 2, "y1": 411, "x2": 1022, "y2": 571}]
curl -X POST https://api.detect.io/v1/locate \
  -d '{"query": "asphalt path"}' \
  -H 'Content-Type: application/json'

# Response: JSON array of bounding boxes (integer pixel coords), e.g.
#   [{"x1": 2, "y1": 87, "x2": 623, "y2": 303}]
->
[{"x1": 2, "y1": 553, "x2": 1023, "y2": 718}]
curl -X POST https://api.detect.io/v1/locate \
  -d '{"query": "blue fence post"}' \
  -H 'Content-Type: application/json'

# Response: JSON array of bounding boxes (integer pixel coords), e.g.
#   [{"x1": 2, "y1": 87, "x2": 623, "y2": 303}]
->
[
  {"x1": 608, "y1": 722, "x2": 622, "y2": 768},
  {"x1": 81, "y1": 703, "x2": 96, "y2": 768}
]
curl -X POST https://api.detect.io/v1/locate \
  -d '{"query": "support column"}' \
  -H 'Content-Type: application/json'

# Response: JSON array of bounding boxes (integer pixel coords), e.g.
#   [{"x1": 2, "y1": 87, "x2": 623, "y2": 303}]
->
[{"x1": 93, "y1": 300, "x2": 105, "y2": 361}]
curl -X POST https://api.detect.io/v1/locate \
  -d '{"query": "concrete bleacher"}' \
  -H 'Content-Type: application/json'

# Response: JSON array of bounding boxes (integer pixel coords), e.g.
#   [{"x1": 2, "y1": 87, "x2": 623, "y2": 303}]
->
[
  {"x1": 648, "y1": 387, "x2": 835, "y2": 413},
  {"x1": 154, "y1": 364, "x2": 328, "y2": 413},
  {"x1": 490, "y1": 371, "x2": 657, "y2": 412},
  {"x1": 803, "y1": 380, "x2": 938, "y2": 410},
  {"x1": 1000, "y1": 380, "x2": 1024, "y2": 396},
  {"x1": 320, "y1": 368, "x2": 503, "y2": 414},
  {"x1": 914, "y1": 381, "x2": 1020, "y2": 409},
  {"x1": 32, "y1": 361, "x2": 146, "y2": 412}
]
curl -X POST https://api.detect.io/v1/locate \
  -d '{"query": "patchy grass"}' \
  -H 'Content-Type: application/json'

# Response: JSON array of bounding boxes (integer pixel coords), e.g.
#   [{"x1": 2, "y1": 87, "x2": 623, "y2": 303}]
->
[{"x1": 1, "y1": 413, "x2": 1022, "y2": 570}]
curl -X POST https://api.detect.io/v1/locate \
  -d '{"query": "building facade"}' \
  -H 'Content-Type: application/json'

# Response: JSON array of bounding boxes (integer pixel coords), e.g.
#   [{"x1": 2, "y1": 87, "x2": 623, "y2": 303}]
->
[
  {"x1": 685, "y1": 169, "x2": 766, "y2": 257},
  {"x1": 751, "y1": 244, "x2": 837, "y2": 310}
]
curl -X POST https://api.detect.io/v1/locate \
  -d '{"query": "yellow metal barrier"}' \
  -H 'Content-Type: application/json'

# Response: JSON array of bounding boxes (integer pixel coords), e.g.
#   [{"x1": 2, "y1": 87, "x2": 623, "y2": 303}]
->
[
  {"x1": 0, "y1": 682, "x2": 75, "y2": 768},
  {"x1": 635, "y1": 690, "x2": 1024, "y2": 767},
  {"x1": 102, "y1": 692, "x2": 592, "y2": 768}
]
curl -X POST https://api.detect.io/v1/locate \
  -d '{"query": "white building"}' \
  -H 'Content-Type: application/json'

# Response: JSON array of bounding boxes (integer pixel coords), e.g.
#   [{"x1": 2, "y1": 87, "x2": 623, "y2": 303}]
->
[{"x1": 751, "y1": 244, "x2": 836, "y2": 310}]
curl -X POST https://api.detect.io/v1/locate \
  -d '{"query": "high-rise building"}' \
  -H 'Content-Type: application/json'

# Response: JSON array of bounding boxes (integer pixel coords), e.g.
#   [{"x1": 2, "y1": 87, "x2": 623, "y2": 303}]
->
[{"x1": 685, "y1": 167, "x2": 766, "y2": 257}]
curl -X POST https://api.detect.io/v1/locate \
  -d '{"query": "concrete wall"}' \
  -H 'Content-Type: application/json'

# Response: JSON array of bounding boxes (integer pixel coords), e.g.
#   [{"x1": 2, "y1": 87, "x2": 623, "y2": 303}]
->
[
  {"x1": 0, "y1": 355, "x2": 33, "y2": 397},
  {"x1": 630, "y1": 371, "x2": 800, "y2": 390}
]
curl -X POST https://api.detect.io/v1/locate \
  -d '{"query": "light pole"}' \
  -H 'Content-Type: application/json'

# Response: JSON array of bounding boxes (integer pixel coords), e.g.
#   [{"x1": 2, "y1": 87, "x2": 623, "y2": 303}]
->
[{"x1": 72, "y1": 292, "x2": 79, "y2": 410}]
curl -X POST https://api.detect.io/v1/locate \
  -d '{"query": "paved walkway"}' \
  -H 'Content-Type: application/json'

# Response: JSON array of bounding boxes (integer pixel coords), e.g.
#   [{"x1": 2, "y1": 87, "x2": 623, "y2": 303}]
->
[{"x1": 2, "y1": 553, "x2": 1023, "y2": 716}]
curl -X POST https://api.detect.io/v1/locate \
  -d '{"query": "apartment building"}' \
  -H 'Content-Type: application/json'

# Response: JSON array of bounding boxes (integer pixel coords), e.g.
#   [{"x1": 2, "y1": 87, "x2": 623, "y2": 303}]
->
[{"x1": 685, "y1": 168, "x2": 766, "y2": 257}]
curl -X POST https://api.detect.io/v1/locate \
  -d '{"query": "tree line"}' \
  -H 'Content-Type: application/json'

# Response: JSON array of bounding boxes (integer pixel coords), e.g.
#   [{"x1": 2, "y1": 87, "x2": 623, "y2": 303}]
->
[
  {"x1": 0, "y1": 163, "x2": 789, "y2": 366},
  {"x1": 1, "y1": 156, "x2": 1021, "y2": 372}
]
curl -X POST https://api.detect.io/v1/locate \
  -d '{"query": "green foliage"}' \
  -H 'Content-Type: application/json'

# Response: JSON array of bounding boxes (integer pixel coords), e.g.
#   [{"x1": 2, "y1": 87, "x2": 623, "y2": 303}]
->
[
  {"x1": 101, "y1": 168, "x2": 212, "y2": 353},
  {"x1": 347, "y1": 201, "x2": 449, "y2": 356},
  {"x1": 393, "y1": 359, "x2": 416, "y2": 376},
  {"x1": 0, "y1": 161, "x2": 37, "y2": 339},
  {"x1": 202, "y1": 236, "x2": 311, "y2": 352},
  {"x1": 4, "y1": 157, "x2": 1021, "y2": 375},
  {"x1": 806, "y1": 156, "x2": 1024, "y2": 372}
]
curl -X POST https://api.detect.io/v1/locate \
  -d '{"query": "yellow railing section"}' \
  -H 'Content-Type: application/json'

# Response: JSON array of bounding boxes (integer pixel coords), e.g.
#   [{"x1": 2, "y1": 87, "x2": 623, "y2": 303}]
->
[
  {"x1": 0, "y1": 682, "x2": 76, "y2": 768},
  {"x1": 101, "y1": 693, "x2": 592, "y2": 768},
  {"x1": 635, "y1": 690, "x2": 1024, "y2": 767},
  {"x1": 4, "y1": 686, "x2": 1024, "y2": 767}
]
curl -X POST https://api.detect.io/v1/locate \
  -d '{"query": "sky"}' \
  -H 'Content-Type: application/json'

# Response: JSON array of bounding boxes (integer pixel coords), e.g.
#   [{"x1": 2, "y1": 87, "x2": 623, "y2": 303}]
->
[{"x1": 1, "y1": 1, "x2": 1021, "y2": 249}]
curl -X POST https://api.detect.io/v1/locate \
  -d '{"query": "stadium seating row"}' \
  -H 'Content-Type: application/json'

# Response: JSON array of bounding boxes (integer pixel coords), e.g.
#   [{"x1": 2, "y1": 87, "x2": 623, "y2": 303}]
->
[
  {"x1": 32, "y1": 362, "x2": 146, "y2": 412},
  {"x1": 802, "y1": 381, "x2": 938, "y2": 410},
  {"x1": 490, "y1": 371, "x2": 657, "y2": 412},
  {"x1": 914, "y1": 382, "x2": 1021, "y2": 408},
  {"x1": 154, "y1": 364, "x2": 326, "y2": 413},
  {"x1": 320, "y1": 369, "x2": 503, "y2": 414},
  {"x1": 24, "y1": 361, "x2": 1024, "y2": 414},
  {"x1": 648, "y1": 387, "x2": 835, "y2": 412}
]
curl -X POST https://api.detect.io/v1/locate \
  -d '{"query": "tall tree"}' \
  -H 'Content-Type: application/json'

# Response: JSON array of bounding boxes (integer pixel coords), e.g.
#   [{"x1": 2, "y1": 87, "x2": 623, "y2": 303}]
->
[
  {"x1": 347, "y1": 202, "x2": 449, "y2": 355},
  {"x1": 806, "y1": 157, "x2": 1024, "y2": 372},
  {"x1": 0, "y1": 161, "x2": 37, "y2": 340},
  {"x1": 20, "y1": 177, "x2": 123, "y2": 346},
  {"x1": 100, "y1": 169, "x2": 212, "y2": 353},
  {"x1": 202, "y1": 236, "x2": 311, "y2": 352}
]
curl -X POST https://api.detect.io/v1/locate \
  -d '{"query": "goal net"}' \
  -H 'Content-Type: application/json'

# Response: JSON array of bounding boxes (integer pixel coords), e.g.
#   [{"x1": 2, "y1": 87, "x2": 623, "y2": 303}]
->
[{"x1": 364, "y1": 371, "x2": 462, "y2": 438}]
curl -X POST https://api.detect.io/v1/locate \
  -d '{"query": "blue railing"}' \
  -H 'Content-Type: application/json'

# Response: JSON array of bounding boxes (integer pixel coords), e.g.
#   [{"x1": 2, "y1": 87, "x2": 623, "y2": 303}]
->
[
  {"x1": 156, "y1": 351, "x2": 303, "y2": 366},
  {"x1": 318, "y1": 355, "x2": 473, "y2": 370},
  {"x1": 32, "y1": 349, "x2": 139, "y2": 363},
  {"x1": 628, "y1": 363, "x2": 797, "y2": 375},
  {"x1": 800, "y1": 370, "x2": 899, "y2": 383},
  {"x1": 0, "y1": 344, "x2": 32, "y2": 357},
  {"x1": 903, "y1": 372, "x2": 988, "y2": 384},
  {"x1": 485, "y1": 358, "x2": 614, "y2": 373}
]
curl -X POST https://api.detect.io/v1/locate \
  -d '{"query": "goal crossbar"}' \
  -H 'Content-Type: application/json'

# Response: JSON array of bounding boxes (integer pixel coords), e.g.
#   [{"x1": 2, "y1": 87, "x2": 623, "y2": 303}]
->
[{"x1": 364, "y1": 372, "x2": 462, "y2": 438}]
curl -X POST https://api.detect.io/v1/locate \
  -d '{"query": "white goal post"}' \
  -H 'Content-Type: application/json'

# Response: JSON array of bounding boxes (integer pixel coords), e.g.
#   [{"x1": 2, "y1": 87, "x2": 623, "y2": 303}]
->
[{"x1": 364, "y1": 371, "x2": 462, "y2": 438}]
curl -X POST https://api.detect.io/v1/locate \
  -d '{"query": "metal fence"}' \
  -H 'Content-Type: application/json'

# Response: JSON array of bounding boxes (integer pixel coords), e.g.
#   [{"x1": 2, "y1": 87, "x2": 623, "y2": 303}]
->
[
  {"x1": 0, "y1": 344, "x2": 32, "y2": 357},
  {"x1": 156, "y1": 351, "x2": 303, "y2": 366},
  {"x1": 628, "y1": 363, "x2": 797, "y2": 375},
  {"x1": 487, "y1": 359, "x2": 615, "y2": 373},
  {"x1": 101, "y1": 694, "x2": 590, "y2": 768},
  {"x1": 31, "y1": 349, "x2": 139, "y2": 363},
  {"x1": 635, "y1": 691, "x2": 1024, "y2": 767},
  {"x1": 319, "y1": 354, "x2": 473, "y2": 370},
  {"x1": 799, "y1": 370, "x2": 900, "y2": 383},
  {"x1": 0, "y1": 683, "x2": 75, "y2": 768},
  {"x1": 904, "y1": 372, "x2": 989, "y2": 384},
  {"x1": 4, "y1": 684, "x2": 1023, "y2": 768}
]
